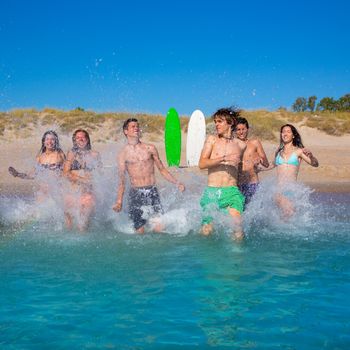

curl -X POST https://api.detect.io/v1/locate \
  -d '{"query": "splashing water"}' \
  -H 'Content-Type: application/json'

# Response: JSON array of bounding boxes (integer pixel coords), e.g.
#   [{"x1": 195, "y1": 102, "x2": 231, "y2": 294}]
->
[
  {"x1": 0, "y1": 161, "x2": 347, "y2": 238},
  {"x1": 243, "y1": 178, "x2": 318, "y2": 238}
]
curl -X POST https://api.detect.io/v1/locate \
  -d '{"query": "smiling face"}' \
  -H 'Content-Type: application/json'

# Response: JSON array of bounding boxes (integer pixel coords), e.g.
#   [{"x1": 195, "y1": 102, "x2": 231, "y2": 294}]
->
[
  {"x1": 281, "y1": 126, "x2": 294, "y2": 144},
  {"x1": 44, "y1": 134, "x2": 56, "y2": 151},
  {"x1": 124, "y1": 121, "x2": 140, "y2": 138},
  {"x1": 235, "y1": 123, "x2": 249, "y2": 141},
  {"x1": 75, "y1": 131, "x2": 89, "y2": 149}
]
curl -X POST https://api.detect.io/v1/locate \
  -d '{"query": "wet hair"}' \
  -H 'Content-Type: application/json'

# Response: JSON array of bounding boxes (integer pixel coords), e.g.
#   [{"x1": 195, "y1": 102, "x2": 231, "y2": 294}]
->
[
  {"x1": 39, "y1": 130, "x2": 63, "y2": 155},
  {"x1": 72, "y1": 129, "x2": 91, "y2": 152},
  {"x1": 122, "y1": 118, "x2": 139, "y2": 135},
  {"x1": 275, "y1": 124, "x2": 304, "y2": 157},
  {"x1": 236, "y1": 117, "x2": 249, "y2": 129},
  {"x1": 212, "y1": 106, "x2": 241, "y2": 131}
]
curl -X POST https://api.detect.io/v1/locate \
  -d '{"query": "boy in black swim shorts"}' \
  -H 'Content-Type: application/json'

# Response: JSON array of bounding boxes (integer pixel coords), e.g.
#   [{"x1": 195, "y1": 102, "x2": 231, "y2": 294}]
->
[{"x1": 113, "y1": 118, "x2": 185, "y2": 233}]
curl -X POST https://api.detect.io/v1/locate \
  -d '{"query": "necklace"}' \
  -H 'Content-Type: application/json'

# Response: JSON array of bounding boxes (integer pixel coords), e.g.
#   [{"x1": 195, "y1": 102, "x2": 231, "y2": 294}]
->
[{"x1": 220, "y1": 135, "x2": 233, "y2": 141}]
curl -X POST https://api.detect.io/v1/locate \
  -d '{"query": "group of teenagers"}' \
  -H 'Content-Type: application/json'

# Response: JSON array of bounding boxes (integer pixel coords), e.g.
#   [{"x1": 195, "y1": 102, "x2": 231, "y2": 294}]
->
[{"x1": 8, "y1": 106, "x2": 319, "y2": 239}]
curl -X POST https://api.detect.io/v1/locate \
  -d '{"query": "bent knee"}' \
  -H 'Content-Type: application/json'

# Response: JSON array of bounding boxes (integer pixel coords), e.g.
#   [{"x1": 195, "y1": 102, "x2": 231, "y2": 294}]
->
[
  {"x1": 201, "y1": 224, "x2": 213, "y2": 236},
  {"x1": 227, "y1": 207, "x2": 242, "y2": 218},
  {"x1": 81, "y1": 194, "x2": 95, "y2": 207}
]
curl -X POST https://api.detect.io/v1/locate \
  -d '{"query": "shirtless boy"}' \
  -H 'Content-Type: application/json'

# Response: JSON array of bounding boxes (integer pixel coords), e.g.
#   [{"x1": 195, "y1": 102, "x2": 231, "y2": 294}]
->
[
  {"x1": 113, "y1": 118, "x2": 185, "y2": 234},
  {"x1": 198, "y1": 107, "x2": 246, "y2": 240},
  {"x1": 235, "y1": 117, "x2": 269, "y2": 205}
]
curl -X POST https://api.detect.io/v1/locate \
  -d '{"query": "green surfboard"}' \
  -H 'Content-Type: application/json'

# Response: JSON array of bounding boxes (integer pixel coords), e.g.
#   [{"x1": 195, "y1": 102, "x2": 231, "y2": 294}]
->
[{"x1": 165, "y1": 107, "x2": 181, "y2": 167}]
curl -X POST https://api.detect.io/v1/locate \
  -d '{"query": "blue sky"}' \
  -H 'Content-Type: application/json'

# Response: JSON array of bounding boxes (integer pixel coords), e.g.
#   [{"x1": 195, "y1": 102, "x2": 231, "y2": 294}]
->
[{"x1": 1, "y1": 0, "x2": 349, "y2": 115}]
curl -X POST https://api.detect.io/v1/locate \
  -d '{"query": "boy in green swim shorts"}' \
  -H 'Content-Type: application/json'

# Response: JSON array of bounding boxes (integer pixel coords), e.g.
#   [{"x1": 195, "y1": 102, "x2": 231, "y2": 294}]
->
[
  {"x1": 200, "y1": 186, "x2": 245, "y2": 225},
  {"x1": 198, "y1": 107, "x2": 246, "y2": 240}
]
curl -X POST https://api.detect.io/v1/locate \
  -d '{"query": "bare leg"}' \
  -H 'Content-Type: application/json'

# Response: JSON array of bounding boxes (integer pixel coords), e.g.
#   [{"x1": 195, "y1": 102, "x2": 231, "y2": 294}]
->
[
  {"x1": 149, "y1": 216, "x2": 164, "y2": 233},
  {"x1": 227, "y1": 207, "x2": 244, "y2": 241},
  {"x1": 201, "y1": 223, "x2": 213, "y2": 236},
  {"x1": 65, "y1": 212, "x2": 73, "y2": 230},
  {"x1": 64, "y1": 194, "x2": 75, "y2": 230},
  {"x1": 275, "y1": 194, "x2": 295, "y2": 221},
  {"x1": 136, "y1": 226, "x2": 145, "y2": 234},
  {"x1": 78, "y1": 193, "x2": 95, "y2": 232}
]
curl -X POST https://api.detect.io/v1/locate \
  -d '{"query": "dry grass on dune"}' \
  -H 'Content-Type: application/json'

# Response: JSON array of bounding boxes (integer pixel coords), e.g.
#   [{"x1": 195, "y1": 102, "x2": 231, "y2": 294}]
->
[
  {"x1": 241, "y1": 109, "x2": 350, "y2": 138},
  {"x1": 304, "y1": 112, "x2": 350, "y2": 136},
  {"x1": 0, "y1": 109, "x2": 40, "y2": 137},
  {"x1": 241, "y1": 110, "x2": 285, "y2": 140},
  {"x1": 0, "y1": 108, "x2": 188, "y2": 141},
  {"x1": 1, "y1": 108, "x2": 349, "y2": 142}
]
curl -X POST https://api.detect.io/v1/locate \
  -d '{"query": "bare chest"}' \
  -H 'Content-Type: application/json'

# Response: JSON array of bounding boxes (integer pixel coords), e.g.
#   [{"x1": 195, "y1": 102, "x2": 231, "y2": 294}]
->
[
  {"x1": 211, "y1": 140, "x2": 240, "y2": 158},
  {"x1": 243, "y1": 142, "x2": 258, "y2": 159},
  {"x1": 125, "y1": 147, "x2": 153, "y2": 164}
]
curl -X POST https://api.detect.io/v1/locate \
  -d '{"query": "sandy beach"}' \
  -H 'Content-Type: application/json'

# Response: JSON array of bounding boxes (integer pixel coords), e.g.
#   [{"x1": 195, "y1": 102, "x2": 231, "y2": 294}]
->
[{"x1": 0, "y1": 124, "x2": 349, "y2": 196}]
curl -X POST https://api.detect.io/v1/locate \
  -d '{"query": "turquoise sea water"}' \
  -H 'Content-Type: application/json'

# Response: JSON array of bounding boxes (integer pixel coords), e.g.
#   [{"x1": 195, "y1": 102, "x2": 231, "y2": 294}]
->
[{"x1": 1, "y1": 192, "x2": 350, "y2": 349}]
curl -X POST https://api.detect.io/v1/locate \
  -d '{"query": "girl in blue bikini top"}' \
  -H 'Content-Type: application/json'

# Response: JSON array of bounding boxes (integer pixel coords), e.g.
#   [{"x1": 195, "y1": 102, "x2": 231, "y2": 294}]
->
[
  {"x1": 275, "y1": 151, "x2": 300, "y2": 167},
  {"x1": 257, "y1": 124, "x2": 318, "y2": 174},
  {"x1": 274, "y1": 123, "x2": 319, "y2": 172},
  {"x1": 274, "y1": 123, "x2": 305, "y2": 169}
]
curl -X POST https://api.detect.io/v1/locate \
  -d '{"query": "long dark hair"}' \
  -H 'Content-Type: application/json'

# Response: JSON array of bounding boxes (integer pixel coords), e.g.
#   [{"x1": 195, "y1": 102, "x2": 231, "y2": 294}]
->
[
  {"x1": 275, "y1": 124, "x2": 304, "y2": 157},
  {"x1": 72, "y1": 129, "x2": 91, "y2": 153},
  {"x1": 39, "y1": 130, "x2": 63, "y2": 155}
]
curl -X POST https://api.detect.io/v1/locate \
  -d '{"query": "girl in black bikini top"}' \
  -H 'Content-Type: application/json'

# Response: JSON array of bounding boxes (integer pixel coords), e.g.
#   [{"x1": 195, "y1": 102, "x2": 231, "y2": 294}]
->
[{"x1": 8, "y1": 130, "x2": 65, "y2": 179}]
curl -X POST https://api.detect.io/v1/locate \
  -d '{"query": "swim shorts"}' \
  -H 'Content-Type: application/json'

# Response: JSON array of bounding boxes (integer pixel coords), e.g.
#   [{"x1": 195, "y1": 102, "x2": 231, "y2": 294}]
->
[
  {"x1": 239, "y1": 183, "x2": 259, "y2": 206},
  {"x1": 200, "y1": 186, "x2": 245, "y2": 225},
  {"x1": 128, "y1": 186, "x2": 163, "y2": 230}
]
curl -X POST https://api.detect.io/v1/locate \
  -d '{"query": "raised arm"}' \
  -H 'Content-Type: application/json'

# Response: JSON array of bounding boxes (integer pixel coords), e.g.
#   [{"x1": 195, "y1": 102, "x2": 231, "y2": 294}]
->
[
  {"x1": 93, "y1": 151, "x2": 103, "y2": 175},
  {"x1": 8, "y1": 155, "x2": 40, "y2": 180},
  {"x1": 8, "y1": 166, "x2": 35, "y2": 180},
  {"x1": 95, "y1": 151, "x2": 103, "y2": 169},
  {"x1": 113, "y1": 151, "x2": 127, "y2": 211},
  {"x1": 198, "y1": 136, "x2": 225, "y2": 169},
  {"x1": 151, "y1": 145, "x2": 185, "y2": 192},
  {"x1": 63, "y1": 151, "x2": 77, "y2": 181},
  {"x1": 58, "y1": 150, "x2": 66, "y2": 164},
  {"x1": 256, "y1": 140, "x2": 269, "y2": 168},
  {"x1": 300, "y1": 148, "x2": 319, "y2": 167},
  {"x1": 256, "y1": 148, "x2": 277, "y2": 173}
]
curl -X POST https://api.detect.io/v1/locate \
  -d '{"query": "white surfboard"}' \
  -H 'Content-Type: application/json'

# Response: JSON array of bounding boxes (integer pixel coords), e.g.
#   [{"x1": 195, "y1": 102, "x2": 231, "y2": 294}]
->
[{"x1": 186, "y1": 109, "x2": 206, "y2": 166}]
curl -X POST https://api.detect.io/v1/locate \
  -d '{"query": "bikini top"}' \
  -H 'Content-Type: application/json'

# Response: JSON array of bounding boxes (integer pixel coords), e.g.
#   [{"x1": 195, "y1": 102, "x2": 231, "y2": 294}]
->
[
  {"x1": 275, "y1": 151, "x2": 300, "y2": 167},
  {"x1": 38, "y1": 163, "x2": 63, "y2": 171},
  {"x1": 71, "y1": 159, "x2": 95, "y2": 171}
]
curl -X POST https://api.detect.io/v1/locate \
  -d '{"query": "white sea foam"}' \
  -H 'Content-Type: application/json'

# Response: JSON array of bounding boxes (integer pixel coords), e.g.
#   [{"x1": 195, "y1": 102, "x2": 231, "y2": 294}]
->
[
  {"x1": 0, "y1": 160, "x2": 332, "y2": 239},
  {"x1": 243, "y1": 176, "x2": 318, "y2": 237}
]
